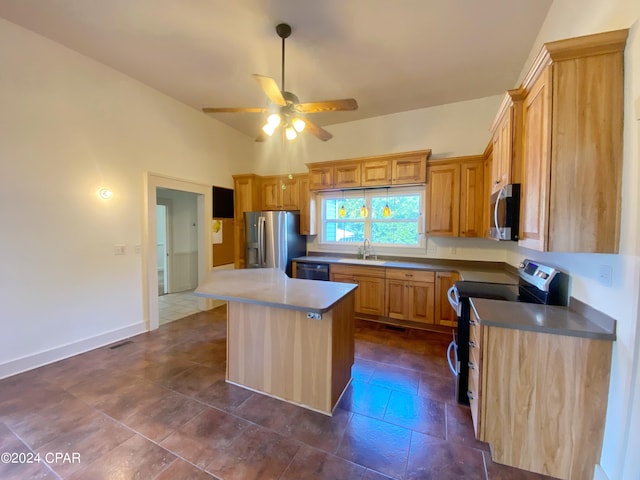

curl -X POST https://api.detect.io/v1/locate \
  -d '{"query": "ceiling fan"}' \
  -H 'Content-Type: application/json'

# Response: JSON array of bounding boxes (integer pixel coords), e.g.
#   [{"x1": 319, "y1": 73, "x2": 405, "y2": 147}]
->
[{"x1": 202, "y1": 23, "x2": 358, "y2": 142}]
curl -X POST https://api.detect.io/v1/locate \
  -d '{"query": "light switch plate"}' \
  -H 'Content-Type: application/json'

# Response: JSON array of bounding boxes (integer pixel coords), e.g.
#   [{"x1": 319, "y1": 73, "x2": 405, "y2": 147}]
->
[{"x1": 114, "y1": 244, "x2": 126, "y2": 255}]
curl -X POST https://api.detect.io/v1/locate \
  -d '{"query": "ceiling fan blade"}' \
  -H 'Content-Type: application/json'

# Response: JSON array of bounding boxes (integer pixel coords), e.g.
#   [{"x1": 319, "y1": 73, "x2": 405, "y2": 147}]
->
[
  {"x1": 295, "y1": 98, "x2": 358, "y2": 113},
  {"x1": 253, "y1": 75, "x2": 286, "y2": 106},
  {"x1": 255, "y1": 130, "x2": 268, "y2": 142},
  {"x1": 202, "y1": 107, "x2": 266, "y2": 113},
  {"x1": 302, "y1": 118, "x2": 333, "y2": 141}
]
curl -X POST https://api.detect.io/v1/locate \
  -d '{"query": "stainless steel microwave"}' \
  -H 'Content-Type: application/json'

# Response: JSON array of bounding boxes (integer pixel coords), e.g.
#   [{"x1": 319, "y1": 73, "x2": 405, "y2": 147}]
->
[{"x1": 489, "y1": 183, "x2": 520, "y2": 241}]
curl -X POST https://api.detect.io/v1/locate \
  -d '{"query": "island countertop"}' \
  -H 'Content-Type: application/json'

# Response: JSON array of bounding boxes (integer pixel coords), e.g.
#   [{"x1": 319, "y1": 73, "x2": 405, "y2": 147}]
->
[{"x1": 194, "y1": 268, "x2": 357, "y2": 314}]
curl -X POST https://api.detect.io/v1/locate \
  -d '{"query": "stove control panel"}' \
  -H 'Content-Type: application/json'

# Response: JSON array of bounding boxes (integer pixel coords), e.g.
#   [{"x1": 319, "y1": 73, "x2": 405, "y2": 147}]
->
[{"x1": 518, "y1": 259, "x2": 558, "y2": 292}]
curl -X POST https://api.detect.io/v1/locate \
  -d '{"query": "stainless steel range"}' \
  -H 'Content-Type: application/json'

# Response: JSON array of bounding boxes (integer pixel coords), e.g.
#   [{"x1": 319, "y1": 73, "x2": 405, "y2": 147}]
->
[{"x1": 446, "y1": 259, "x2": 569, "y2": 405}]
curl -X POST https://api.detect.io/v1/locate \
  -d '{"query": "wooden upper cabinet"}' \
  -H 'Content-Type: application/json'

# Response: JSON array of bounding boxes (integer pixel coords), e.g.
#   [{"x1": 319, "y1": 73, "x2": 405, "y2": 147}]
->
[
  {"x1": 459, "y1": 158, "x2": 484, "y2": 238},
  {"x1": 308, "y1": 149, "x2": 431, "y2": 191},
  {"x1": 361, "y1": 160, "x2": 392, "y2": 186},
  {"x1": 519, "y1": 67, "x2": 552, "y2": 252},
  {"x1": 427, "y1": 156, "x2": 484, "y2": 239},
  {"x1": 489, "y1": 90, "x2": 523, "y2": 195},
  {"x1": 519, "y1": 29, "x2": 627, "y2": 253},
  {"x1": 392, "y1": 156, "x2": 426, "y2": 184},
  {"x1": 308, "y1": 163, "x2": 360, "y2": 190},
  {"x1": 333, "y1": 163, "x2": 361, "y2": 188},
  {"x1": 482, "y1": 144, "x2": 493, "y2": 239},
  {"x1": 308, "y1": 166, "x2": 334, "y2": 190},
  {"x1": 260, "y1": 175, "x2": 299, "y2": 210},
  {"x1": 426, "y1": 162, "x2": 460, "y2": 237}
]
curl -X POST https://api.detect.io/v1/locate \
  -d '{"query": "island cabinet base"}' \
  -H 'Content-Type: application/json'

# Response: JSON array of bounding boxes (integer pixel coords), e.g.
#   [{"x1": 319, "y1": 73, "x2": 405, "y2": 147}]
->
[{"x1": 226, "y1": 291, "x2": 355, "y2": 415}]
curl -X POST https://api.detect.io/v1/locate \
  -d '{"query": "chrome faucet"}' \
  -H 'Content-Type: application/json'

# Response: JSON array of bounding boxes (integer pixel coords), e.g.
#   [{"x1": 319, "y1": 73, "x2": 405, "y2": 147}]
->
[{"x1": 362, "y1": 238, "x2": 371, "y2": 260}]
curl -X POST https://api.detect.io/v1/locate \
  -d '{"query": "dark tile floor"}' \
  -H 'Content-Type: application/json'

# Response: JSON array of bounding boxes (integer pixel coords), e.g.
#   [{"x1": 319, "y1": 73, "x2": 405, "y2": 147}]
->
[{"x1": 0, "y1": 306, "x2": 556, "y2": 480}]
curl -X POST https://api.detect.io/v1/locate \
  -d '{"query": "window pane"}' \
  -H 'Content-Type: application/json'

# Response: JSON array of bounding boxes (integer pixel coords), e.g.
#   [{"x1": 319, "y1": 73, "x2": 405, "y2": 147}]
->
[
  {"x1": 372, "y1": 222, "x2": 419, "y2": 245},
  {"x1": 325, "y1": 222, "x2": 365, "y2": 242}
]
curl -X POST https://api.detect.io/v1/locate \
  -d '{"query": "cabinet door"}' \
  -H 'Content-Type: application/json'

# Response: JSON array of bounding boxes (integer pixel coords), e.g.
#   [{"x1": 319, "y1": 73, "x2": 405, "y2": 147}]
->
[
  {"x1": 386, "y1": 279, "x2": 408, "y2": 320},
  {"x1": 490, "y1": 106, "x2": 513, "y2": 194},
  {"x1": 426, "y1": 163, "x2": 460, "y2": 237},
  {"x1": 334, "y1": 163, "x2": 362, "y2": 188},
  {"x1": 354, "y1": 275, "x2": 386, "y2": 315},
  {"x1": 309, "y1": 167, "x2": 333, "y2": 190},
  {"x1": 409, "y1": 281, "x2": 435, "y2": 324},
  {"x1": 482, "y1": 153, "x2": 493, "y2": 239},
  {"x1": 281, "y1": 177, "x2": 299, "y2": 210},
  {"x1": 331, "y1": 272, "x2": 355, "y2": 283},
  {"x1": 361, "y1": 160, "x2": 392, "y2": 186},
  {"x1": 434, "y1": 271, "x2": 460, "y2": 327},
  {"x1": 519, "y1": 66, "x2": 552, "y2": 251},
  {"x1": 298, "y1": 175, "x2": 315, "y2": 235},
  {"x1": 459, "y1": 159, "x2": 484, "y2": 237},
  {"x1": 233, "y1": 175, "x2": 259, "y2": 269},
  {"x1": 261, "y1": 177, "x2": 281, "y2": 210},
  {"x1": 392, "y1": 157, "x2": 426, "y2": 184}
]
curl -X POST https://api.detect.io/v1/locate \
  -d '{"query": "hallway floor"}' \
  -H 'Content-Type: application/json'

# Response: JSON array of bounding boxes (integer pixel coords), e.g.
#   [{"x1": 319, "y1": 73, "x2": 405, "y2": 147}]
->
[
  {"x1": 158, "y1": 290, "x2": 200, "y2": 325},
  {"x1": 0, "y1": 307, "x2": 556, "y2": 479}
]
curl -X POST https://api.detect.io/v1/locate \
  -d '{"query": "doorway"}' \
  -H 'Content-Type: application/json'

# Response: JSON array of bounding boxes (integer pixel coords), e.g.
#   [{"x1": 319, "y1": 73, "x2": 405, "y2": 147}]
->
[
  {"x1": 143, "y1": 173, "x2": 214, "y2": 331},
  {"x1": 156, "y1": 204, "x2": 169, "y2": 295}
]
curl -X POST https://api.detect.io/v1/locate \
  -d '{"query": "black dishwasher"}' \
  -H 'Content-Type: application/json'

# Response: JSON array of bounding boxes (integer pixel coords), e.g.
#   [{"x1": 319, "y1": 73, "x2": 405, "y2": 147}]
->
[{"x1": 296, "y1": 262, "x2": 330, "y2": 281}]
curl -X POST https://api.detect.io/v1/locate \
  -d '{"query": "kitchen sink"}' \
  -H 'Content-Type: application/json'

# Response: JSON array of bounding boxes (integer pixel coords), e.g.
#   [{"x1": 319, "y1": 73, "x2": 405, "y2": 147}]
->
[{"x1": 337, "y1": 258, "x2": 387, "y2": 266}]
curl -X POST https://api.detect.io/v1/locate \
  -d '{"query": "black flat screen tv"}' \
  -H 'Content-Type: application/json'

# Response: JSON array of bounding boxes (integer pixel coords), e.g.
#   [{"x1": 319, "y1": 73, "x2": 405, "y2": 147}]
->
[{"x1": 212, "y1": 186, "x2": 234, "y2": 218}]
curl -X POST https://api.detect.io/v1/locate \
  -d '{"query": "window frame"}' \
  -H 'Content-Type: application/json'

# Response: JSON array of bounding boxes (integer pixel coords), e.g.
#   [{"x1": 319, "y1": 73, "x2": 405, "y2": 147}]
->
[{"x1": 318, "y1": 186, "x2": 425, "y2": 248}]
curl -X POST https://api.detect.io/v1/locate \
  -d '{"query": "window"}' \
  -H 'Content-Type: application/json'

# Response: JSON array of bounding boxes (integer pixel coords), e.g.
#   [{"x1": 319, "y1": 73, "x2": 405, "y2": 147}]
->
[{"x1": 320, "y1": 187, "x2": 424, "y2": 247}]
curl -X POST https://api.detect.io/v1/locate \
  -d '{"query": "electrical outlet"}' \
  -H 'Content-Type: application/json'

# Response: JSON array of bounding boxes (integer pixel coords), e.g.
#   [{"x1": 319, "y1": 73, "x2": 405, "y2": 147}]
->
[
  {"x1": 450, "y1": 246, "x2": 457, "y2": 254},
  {"x1": 114, "y1": 244, "x2": 126, "y2": 255},
  {"x1": 598, "y1": 265, "x2": 612, "y2": 287}
]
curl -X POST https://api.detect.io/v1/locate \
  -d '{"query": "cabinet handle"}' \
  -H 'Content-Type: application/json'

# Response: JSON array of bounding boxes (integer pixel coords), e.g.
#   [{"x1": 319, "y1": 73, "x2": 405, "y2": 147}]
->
[
  {"x1": 467, "y1": 390, "x2": 475, "y2": 401},
  {"x1": 470, "y1": 319, "x2": 479, "y2": 327},
  {"x1": 494, "y1": 179, "x2": 500, "y2": 185},
  {"x1": 469, "y1": 340, "x2": 477, "y2": 348},
  {"x1": 405, "y1": 273, "x2": 413, "y2": 277},
  {"x1": 468, "y1": 361, "x2": 476, "y2": 370}
]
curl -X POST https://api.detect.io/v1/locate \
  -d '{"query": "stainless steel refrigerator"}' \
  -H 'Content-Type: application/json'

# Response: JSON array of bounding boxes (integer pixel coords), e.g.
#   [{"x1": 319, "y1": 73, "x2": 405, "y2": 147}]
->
[{"x1": 244, "y1": 210, "x2": 306, "y2": 277}]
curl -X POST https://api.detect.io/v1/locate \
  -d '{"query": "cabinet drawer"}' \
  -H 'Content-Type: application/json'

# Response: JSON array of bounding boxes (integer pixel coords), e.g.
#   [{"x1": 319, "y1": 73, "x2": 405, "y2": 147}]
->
[
  {"x1": 331, "y1": 264, "x2": 385, "y2": 278},
  {"x1": 385, "y1": 268, "x2": 435, "y2": 283}
]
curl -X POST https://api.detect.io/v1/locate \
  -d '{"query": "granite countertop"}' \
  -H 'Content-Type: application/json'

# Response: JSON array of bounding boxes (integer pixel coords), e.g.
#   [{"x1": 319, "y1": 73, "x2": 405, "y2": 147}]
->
[
  {"x1": 293, "y1": 255, "x2": 519, "y2": 284},
  {"x1": 470, "y1": 297, "x2": 616, "y2": 340},
  {"x1": 194, "y1": 268, "x2": 357, "y2": 314}
]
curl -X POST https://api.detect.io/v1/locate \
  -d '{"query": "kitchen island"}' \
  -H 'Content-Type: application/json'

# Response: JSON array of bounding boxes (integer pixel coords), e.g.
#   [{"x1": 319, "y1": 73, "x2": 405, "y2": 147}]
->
[{"x1": 195, "y1": 268, "x2": 357, "y2": 415}]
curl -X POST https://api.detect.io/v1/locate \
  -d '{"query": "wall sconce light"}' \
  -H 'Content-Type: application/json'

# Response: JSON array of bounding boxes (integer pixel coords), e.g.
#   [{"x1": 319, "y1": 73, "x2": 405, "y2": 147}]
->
[{"x1": 97, "y1": 188, "x2": 113, "y2": 200}]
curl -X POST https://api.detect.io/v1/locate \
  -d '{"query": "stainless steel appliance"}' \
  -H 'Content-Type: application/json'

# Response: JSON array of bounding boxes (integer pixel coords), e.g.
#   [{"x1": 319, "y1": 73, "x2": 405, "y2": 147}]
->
[
  {"x1": 244, "y1": 210, "x2": 306, "y2": 277},
  {"x1": 489, "y1": 183, "x2": 520, "y2": 241},
  {"x1": 446, "y1": 259, "x2": 569, "y2": 405},
  {"x1": 296, "y1": 262, "x2": 330, "y2": 281}
]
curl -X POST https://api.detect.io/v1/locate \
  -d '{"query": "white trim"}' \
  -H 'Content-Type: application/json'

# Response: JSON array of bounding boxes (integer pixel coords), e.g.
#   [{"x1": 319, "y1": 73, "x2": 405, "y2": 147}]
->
[
  {"x1": 0, "y1": 323, "x2": 146, "y2": 380},
  {"x1": 143, "y1": 172, "x2": 214, "y2": 331},
  {"x1": 594, "y1": 464, "x2": 610, "y2": 480}
]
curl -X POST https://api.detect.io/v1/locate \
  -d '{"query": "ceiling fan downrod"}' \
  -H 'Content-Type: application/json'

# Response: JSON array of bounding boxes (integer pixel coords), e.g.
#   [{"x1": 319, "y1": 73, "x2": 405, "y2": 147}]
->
[{"x1": 276, "y1": 23, "x2": 291, "y2": 93}]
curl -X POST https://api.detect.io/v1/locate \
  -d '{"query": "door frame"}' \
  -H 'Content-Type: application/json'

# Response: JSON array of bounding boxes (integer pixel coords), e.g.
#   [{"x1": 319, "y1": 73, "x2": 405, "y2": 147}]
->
[
  {"x1": 155, "y1": 200, "x2": 171, "y2": 294},
  {"x1": 143, "y1": 172, "x2": 213, "y2": 331}
]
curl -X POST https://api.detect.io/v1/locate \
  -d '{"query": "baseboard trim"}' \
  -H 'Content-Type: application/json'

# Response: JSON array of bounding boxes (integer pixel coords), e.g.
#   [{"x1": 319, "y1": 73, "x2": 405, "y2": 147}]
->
[{"x1": 0, "y1": 322, "x2": 147, "y2": 380}]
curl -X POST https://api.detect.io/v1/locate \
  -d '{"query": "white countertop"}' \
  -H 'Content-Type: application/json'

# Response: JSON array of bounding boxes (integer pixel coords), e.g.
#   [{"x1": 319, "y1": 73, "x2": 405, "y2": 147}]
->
[{"x1": 194, "y1": 268, "x2": 357, "y2": 313}]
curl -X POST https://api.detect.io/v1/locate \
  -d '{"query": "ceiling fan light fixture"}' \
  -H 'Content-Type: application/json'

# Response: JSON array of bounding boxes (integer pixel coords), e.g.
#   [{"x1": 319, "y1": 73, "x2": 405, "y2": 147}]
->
[
  {"x1": 267, "y1": 113, "x2": 281, "y2": 127},
  {"x1": 292, "y1": 117, "x2": 305, "y2": 132},
  {"x1": 262, "y1": 122, "x2": 277, "y2": 136},
  {"x1": 285, "y1": 125, "x2": 297, "y2": 140}
]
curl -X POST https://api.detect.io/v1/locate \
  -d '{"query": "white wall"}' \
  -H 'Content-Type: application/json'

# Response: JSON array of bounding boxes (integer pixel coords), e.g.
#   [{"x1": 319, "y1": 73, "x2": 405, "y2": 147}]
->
[
  {"x1": 505, "y1": 1, "x2": 640, "y2": 479},
  {"x1": 0, "y1": 19, "x2": 253, "y2": 378}
]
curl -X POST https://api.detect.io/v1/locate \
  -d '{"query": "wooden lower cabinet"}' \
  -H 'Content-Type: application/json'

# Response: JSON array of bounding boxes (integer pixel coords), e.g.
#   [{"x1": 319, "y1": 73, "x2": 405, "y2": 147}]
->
[
  {"x1": 434, "y1": 271, "x2": 460, "y2": 327},
  {"x1": 330, "y1": 265, "x2": 385, "y2": 316},
  {"x1": 470, "y1": 309, "x2": 613, "y2": 480},
  {"x1": 385, "y1": 269, "x2": 435, "y2": 324}
]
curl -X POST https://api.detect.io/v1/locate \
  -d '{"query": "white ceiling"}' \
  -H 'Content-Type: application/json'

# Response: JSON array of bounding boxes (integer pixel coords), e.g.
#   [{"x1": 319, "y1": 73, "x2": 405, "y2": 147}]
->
[{"x1": 0, "y1": 0, "x2": 553, "y2": 140}]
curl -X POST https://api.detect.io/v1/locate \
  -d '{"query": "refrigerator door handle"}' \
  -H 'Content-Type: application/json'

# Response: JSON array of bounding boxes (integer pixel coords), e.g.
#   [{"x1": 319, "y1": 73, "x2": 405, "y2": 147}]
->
[{"x1": 257, "y1": 216, "x2": 266, "y2": 267}]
